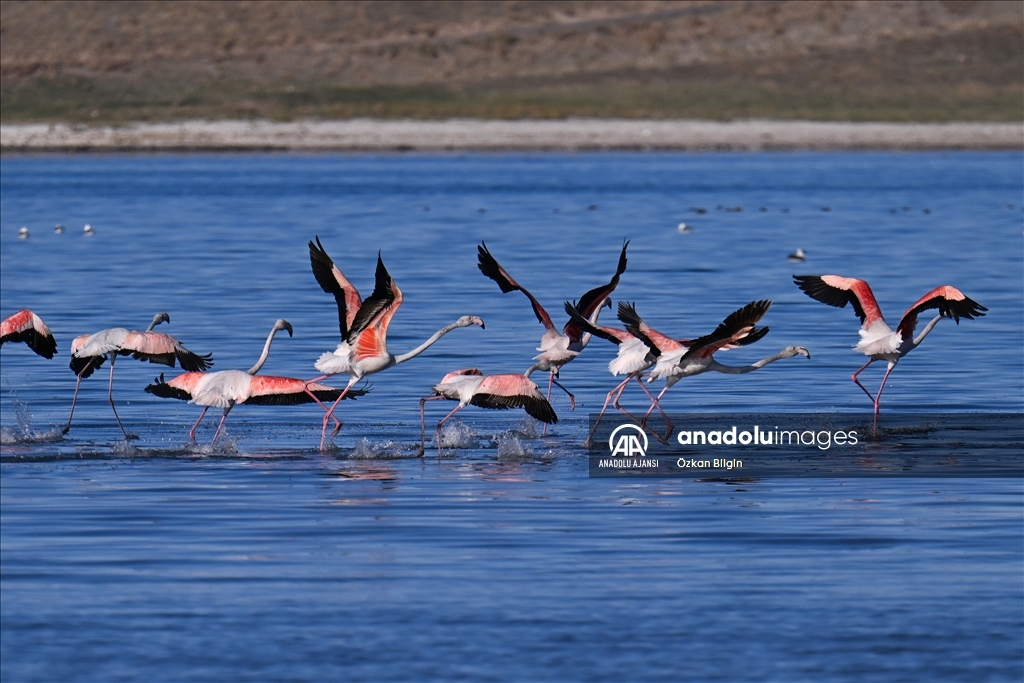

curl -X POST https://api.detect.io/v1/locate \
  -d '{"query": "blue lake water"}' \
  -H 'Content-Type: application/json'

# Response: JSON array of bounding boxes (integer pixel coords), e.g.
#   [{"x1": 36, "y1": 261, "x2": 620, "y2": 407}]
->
[{"x1": 2, "y1": 152, "x2": 1022, "y2": 681}]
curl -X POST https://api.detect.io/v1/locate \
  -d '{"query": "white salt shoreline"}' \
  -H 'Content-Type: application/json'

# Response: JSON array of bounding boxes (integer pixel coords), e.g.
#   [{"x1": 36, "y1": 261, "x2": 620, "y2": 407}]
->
[{"x1": 2, "y1": 119, "x2": 1021, "y2": 152}]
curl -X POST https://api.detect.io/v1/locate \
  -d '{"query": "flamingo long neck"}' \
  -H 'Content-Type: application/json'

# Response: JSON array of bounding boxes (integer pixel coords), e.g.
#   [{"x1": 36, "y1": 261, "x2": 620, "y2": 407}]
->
[
  {"x1": 247, "y1": 326, "x2": 283, "y2": 375},
  {"x1": 578, "y1": 299, "x2": 609, "y2": 349},
  {"x1": 707, "y1": 349, "x2": 796, "y2": 375},
  {"x1": 145, "y1": 314, "x2": 167, "y2": 332},
  {"x1": 393, "y1": 320, "x2": 466, "y2": 365},
  {"x1": 911, "y1": 314, "x2": 943, "y2": 348}
]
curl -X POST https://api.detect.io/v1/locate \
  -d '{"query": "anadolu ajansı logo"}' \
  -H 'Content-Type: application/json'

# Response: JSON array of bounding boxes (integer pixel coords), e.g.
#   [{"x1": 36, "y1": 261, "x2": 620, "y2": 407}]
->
[{"x1": 608, "y1": 423, "x2": 649, "y2": 458}]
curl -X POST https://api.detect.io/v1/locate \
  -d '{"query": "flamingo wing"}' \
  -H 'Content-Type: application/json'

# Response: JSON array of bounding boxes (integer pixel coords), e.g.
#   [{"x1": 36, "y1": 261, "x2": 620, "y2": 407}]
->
[
  {"x1": 681, "y1": 300, "x2": 772, "y2": 361},
  {"x1": 347, "y1": 253, "x2": 402, "y2": 343},
  {"x1": 563, "y1": 301, "x2": 629, "y2": 345},
  {"x1": 310, "y1": 236, "x2": 363, "y2": 339},
  {"x1": 145, "y1": 372, "x2": 206, "y2": 401},
  {"x1": 793, "y1": 275, "x2": 885, "y2": 327},
  {"x1": 241, "y1": 376, "x2": 369, "y2": 405},
  {"x1": 121, "y1": 331, "x2": 213, "y2": 371},
  {"x1": 617, "y1": 302, "x2": 685, "y2": 356},
  {"x1": 1, "y1": 309, "x2": 57, "y2": 358},
  {"x1": 477, "y1": 242, "x2": 555, "y2": 331},
  {"x1": 896, "y1": 285, "x2": 987, "y2": 339},
  {"x1": 471, "y1": 375, "x2": 558, "y2": 424},
  {"x1": 563, "y1": 240, "x2": 628, "y2": 343}
]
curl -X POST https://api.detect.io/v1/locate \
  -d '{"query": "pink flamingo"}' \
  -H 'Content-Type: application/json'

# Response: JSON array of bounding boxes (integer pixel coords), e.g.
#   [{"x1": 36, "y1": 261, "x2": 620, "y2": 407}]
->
[
  {"x1": 307, "y1": 237, "x2": 485, "y2": 450},
  {"x1": 1, "y1": 309, "x2": 57, "y2": 359},
  {"x1": 624, "y1": 300, "x2": 810, "y2": 440},
  {"x1": 66, "y1": 312, "x2": 212, "y2": 439},
  {"x1": 563, "y1": 301, "x2": 675, "y2": 446},
  {"x1": 476, "y1": 240, "x2": 628, "y2": 409},
  {"x1": 145, "y1": 319, "x2": 367, "y2": 445},
  {"x1": 793, "y1": 275, "x2": 986, "y2": 417},
  {"x1": 419, "y1": 368, "x2": 557, "y2": 456}
]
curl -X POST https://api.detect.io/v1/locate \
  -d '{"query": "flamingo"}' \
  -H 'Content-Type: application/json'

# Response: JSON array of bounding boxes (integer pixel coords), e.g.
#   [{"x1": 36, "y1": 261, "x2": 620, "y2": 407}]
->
[
  {"x1": 476, "y1": 240, "x2": 628, "y2": 409},
  {"x1": 793, "y1": 275, "x2": 986, "y2": 418},
  {"x1": 307, "y1": 237, "x2": 485, "y2": 450},
  {"x1": 65, "y1": 312, "x2": 213, "y2": 440},
  {"x1": 145, "y1": 319, "x2": 367, "y2": 445},
  {"x1": 1, "y1": 309, "x2": 57, "y2": 359},
  {"x1": 418, "y1": 368, "x2": 557, "y2": 456},
  {"x1": 562, "y1": 301, "x2": 674, "y2": 446},
  {"x1": 623, "y1": 300, "x2": 810, "y2": 440}
]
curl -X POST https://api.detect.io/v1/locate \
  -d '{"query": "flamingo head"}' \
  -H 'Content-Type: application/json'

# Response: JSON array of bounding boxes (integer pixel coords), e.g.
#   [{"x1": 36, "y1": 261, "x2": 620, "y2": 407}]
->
[
  {"x1": 274, "y1": 319, "x2": 294, "y2": 337},
  {"x1": 457, "y1": 315, "x2": 485, "y2": 330},
  {"x1": 148, "y1": 312, "x2": 171, "y2": 331},
  {"x1": 785, "y1": 346, "x2": 811, "y2": 359}
]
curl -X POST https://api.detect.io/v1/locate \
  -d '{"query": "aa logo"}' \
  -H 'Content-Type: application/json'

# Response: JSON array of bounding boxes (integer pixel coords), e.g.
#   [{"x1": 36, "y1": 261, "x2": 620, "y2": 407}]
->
[{"x1": 608, "y1": 424, "x2": 648, "y2": 458}]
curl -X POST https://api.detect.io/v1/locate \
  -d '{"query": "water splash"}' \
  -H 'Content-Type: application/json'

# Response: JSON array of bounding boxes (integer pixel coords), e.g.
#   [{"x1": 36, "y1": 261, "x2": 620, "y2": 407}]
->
[
  {"x1": 495, "y1": 432, "x2": 534, "y2": 458},
  {"x1": 510, "y1": 417, "x2": 542, "y2": 439},
  {"x1": 0, "y1": 392, "x2": 64, "y2": 444},
  {"x1": 350, "y1": 438, "x2": 406, "y2": 459},
  {"x1": 439, "y1": 420, "x2": 479, "y2": 448}
]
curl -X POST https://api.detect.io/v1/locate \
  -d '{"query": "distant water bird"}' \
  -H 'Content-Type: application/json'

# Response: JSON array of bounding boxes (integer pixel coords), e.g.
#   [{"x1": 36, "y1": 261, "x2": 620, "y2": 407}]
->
[
  {"x1": 788, "y1": 248, "x2": 806, "y2": 263},
  {"x1": 793, "y1": 275, "x2": 986, "y2": 420},
  {"x1": 83, "y1": 224, "x2": 95, "y2": 236},
  {"x1": 477, "y1": 240, "x2": 628, "y2": 412},
  {"x1": 1, "y1": 309, "x2": 57, "y2": 359},
  {"x1": 563, "y1": 301, "x2": 671, "y2": 447},
  {"x1": 308, "y1": 237, "x2": 484, "y2": 450},
  {"x1": 18, "y1": 227, "x2": 29, "y2": 239},
  {"x1": 54, "y1": 224, "x2": 65, "y2": 234},
  {"x1": 690, "y1": 207, "x2": 707, "y2": 214},
  {"x1": 624, "y1": 300, "x2": 809, "y2": 439},
  {"x1": 419, "y1": 368, "x2": 557, "y2": 455},
  {"x1": 146, "y1": 319, "x2": 365, "y2": 445},
  {"x1": 677, "y1": 222, "x2": 692, "y2": 234},
  {"x1": 65, "y1": 312, "x2": 213, "y2": 440}
]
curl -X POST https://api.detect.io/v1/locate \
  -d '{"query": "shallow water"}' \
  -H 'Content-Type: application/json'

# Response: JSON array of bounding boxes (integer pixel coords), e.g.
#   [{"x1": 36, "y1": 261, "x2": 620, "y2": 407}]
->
[{"x1": 2, "y1": 152, "x2": 1022, "y2": 681}]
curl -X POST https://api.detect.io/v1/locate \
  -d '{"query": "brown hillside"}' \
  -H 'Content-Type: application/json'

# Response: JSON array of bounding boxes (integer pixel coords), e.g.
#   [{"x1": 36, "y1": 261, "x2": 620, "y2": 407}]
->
[{"x1": 1, "y1": 0, "x2": 1021, "y2": 122}]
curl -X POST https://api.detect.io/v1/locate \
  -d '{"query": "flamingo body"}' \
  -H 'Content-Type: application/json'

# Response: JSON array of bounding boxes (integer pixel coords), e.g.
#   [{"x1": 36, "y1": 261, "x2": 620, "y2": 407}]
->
[
  {"x1": 476, "y1": 240, "x2": 628, "y2": 411},
  {"x1": 793, "y1": 275, "x2": 986, "y2": 418},
  {"x1": 148, "y1": 371, "x2": 356, "y2": 409},
  {"x1": 64, "y1": 312, "x2": 212, "y2": 439},
  {"x1": 420, "y1": 368, "x2": 557, "y2": 454},
  {"x1": 146, "y1": 319, "x2": 365, "y2": 444},
  {"x1": 1, "y1": 309, "x2": 57, "y2": 359},
  {"x1": 309, "y1": 237, "x2": 484, "y2": 449},
  {"x1": 623, "y1": 300, "x2": 809, "y2": 439}
]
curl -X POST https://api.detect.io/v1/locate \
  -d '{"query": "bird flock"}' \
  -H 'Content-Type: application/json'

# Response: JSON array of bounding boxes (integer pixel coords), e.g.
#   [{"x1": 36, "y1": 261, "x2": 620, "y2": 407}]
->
[{"x1": 2, "y1": 236, "x2": 987, "y2": 454}]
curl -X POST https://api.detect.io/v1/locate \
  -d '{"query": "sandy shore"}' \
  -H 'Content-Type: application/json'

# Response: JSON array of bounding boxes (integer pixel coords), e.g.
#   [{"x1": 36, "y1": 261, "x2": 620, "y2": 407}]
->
[{"x1": 2, "y1": 119, "x2": 1021, "y2": 152}]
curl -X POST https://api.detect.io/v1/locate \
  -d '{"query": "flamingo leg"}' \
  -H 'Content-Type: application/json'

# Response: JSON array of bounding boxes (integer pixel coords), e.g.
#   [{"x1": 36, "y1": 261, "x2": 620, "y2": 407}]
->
[
  {"x1": 873, "y1": 361, "x2": 897, "y2": 420},
  {"x1": 549, "y1": 376, "x2": 575, "y2": 410},
  {"x1": 211, "y1": 406, "x2": 234, "y2": 445},
  {"x1": 105, "y1": 355, "x2": 137, "y2": 441},
  {"x1": 188, "y1": 407, "x2": 210, "y2": 441},
  {"x1": 435, "y1": 403, "x2": 466, "y2": 457},
  {"x1": 418, "y1": 396, "x2": 446, "y2": 456},
  {"x1": 63, "y1": 358, "x2": 96, "y2": 435},
  {"x1": 642, "y1": 384, "x2": 670, "y2": 426},
  {"x1": 302, "y1": 387, "x2": 344, "y2": 436},
  {"x1": 851, "y1": 359, "x2": 878, "y2": 404},
  {"x1": 639, "y1": 384, "x2": 675, "y2": 443},
  {"x1": 630, "y1": 375, "x2": 673, "y2": 440},
  {"x1": 584, "y1": 376, "x2": 631, "y2": 447},
  {"x1": 319, "y1": 382, "x2": 355, "y2": 450}
]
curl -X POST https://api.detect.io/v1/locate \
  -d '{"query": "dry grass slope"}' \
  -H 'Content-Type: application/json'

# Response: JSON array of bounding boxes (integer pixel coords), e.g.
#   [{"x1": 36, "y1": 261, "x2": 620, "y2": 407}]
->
[{"x1": 1, "y1": 0, "x2": 1021, "y2": 123}]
